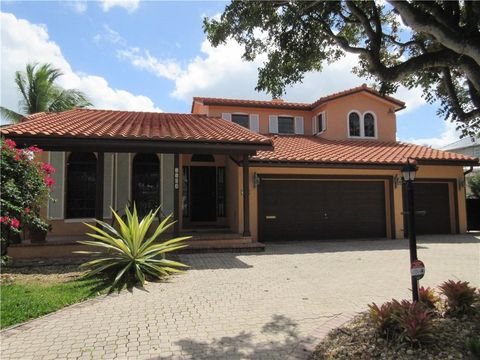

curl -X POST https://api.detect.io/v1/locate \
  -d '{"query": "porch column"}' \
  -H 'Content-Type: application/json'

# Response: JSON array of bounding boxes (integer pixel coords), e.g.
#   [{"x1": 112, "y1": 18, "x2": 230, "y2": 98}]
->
[
  {"x1": 173, "y1": 153, "x2": 180, "y2": 237},
  {"x1": 95, "y1": 151, "x2": 104, "y2": 222},
  {"x1": 242, "y1": 154, "x2": 251, "y2": 237}
]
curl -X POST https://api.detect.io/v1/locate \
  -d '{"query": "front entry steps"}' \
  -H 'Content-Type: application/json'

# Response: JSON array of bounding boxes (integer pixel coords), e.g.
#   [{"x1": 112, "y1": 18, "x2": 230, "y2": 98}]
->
[{"x1": 8, "y1": 231, "x2": 265, "y2": 265}]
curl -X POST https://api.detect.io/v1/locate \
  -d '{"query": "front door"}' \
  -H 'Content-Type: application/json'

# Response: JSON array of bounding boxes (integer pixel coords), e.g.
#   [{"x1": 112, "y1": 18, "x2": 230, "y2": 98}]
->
[{"x1": 190, "y1": 166, "x2": 217, "y2": 221}]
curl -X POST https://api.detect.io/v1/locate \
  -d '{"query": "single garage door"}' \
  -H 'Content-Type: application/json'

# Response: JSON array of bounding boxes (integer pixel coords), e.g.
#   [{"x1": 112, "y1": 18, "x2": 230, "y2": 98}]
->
[
  {"x1": 404, "y1": 182, "x2": 452, "y2": 235},
  {"x1": 259, "y1": 179, "x2": 387, "y2": 241}
]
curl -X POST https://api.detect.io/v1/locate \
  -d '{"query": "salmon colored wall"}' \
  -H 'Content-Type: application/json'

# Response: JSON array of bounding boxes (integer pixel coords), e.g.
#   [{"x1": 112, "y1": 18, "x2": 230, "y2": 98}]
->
[
  {"x1": 206, "y1": 106, "x2": 314, "y2": 135},
  {"x1": 313, "y1": 93, "x2": 397, "y2": 142},
  {"x1": 192, "y1": 101, "x2": 209, "y2": 115},
  {"x1": 196, "y1": 92, "x2": 397, "y2": 141}
]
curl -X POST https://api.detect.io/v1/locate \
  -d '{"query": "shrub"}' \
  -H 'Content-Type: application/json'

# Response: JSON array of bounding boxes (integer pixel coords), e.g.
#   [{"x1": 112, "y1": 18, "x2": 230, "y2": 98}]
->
[
  {"x1": 466, "y1": 337, "x2": 480, "y2": 359},
  {"x1": 439, "y1": 280, "x2": 477, "y2": 315},
  {"x1": 0, "y1": 138, "x2": 55, "y2": 254},
  {"x1": 368, "y1": 301, "x2": 400, "y2": 338},
  {"x1": 468, "y1": 172, "x2": 480, "y2": 199},
  {"x1": 77, "y1": 205, "x2": 191, "y2": 293},
  {"x1": 392, "y1": 299, "x2": 435, "y2": 345},
  {"x1": 418, "y1": 286, "x2": 440, "y2": 310}
]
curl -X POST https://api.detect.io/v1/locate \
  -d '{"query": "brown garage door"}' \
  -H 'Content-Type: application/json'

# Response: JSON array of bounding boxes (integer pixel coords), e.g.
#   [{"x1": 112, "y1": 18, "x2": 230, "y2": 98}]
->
[
  {"x1": 259, "y1": 179, "x2": 387, "y2": 241},
  {"x1": 404, "y1": 182, "x2": 451, "y2": 235}
]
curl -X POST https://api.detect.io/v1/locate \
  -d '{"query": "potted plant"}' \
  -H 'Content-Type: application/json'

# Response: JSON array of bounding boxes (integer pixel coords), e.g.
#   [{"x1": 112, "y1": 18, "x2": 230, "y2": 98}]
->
[{"x1": 28, "y1": 216, "x2": 51, "y2": 243}]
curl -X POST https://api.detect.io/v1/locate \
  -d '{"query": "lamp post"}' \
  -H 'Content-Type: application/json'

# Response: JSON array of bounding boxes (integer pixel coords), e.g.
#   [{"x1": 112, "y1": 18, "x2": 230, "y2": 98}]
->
[{"x1": 402, "y1": 160, "x2": 421, "y2": 302}]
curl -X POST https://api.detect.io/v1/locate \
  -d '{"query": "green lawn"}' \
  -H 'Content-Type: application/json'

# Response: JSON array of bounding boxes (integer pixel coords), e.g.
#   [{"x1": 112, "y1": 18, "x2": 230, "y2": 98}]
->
[{"x1": 1, "y1": 266, "x2": 104, "y2": 329}]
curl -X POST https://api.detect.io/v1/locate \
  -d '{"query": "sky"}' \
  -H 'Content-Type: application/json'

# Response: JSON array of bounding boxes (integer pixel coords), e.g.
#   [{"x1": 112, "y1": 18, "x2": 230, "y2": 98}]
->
[{"x1": 0, "y1": 0, "x2": 463, "y2": 148}]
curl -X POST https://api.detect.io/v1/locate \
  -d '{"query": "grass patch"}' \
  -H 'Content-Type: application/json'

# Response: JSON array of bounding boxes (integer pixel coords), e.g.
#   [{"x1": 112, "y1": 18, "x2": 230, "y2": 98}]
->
[{"x1": 1, "y1": 265, "x2": 105, "y2": 329}]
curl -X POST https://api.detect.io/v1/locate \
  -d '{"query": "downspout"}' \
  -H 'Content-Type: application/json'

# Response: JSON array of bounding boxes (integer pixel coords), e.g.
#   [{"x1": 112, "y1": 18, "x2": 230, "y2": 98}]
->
[{"x1": 464, "y1": 166, "x2": 473, "y2": 176}]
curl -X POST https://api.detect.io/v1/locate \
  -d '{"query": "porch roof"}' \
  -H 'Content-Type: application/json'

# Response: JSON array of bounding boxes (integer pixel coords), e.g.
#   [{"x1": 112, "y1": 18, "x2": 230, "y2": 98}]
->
[
  {"x1": 251, "y1": 135, "x2": 479, "y2": 167},
  {"x1": 0, "y1": 109, "x2": 273, "y2": 154}
]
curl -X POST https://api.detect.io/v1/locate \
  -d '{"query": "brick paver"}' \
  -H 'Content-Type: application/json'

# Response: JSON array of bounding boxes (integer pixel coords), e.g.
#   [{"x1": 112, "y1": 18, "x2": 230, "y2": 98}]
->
[{"x1": 1, "y1": 234, "x2": 479, "y2": 359}]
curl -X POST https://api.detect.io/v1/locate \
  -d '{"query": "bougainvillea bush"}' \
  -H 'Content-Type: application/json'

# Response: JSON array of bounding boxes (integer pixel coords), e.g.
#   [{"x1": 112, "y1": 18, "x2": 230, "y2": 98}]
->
[{"x1": 0, "y1": 138, "x2": 55, "y2": 258}]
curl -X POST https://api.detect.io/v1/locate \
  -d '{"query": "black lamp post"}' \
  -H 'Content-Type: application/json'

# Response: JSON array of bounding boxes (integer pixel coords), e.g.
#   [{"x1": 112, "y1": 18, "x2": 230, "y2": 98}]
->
[{"x1": 402, "y1": 160, "x2": 420, "y2": 302}]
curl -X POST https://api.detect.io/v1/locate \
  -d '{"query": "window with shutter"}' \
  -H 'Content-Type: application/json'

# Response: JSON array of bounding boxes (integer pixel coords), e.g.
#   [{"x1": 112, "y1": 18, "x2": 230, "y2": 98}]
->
[
  {"x1": 231, "y1": 114, "x2": 249, "y2": 128},
  {"x1": 278, "y1": 116, "x2": 294, "y2": 134}
]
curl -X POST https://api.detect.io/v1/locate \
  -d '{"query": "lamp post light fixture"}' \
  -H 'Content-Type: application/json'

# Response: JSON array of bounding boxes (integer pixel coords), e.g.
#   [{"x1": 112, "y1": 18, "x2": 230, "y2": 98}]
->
[{"x1": 401, "y1": 159, "x2": 423, "y2": 302}]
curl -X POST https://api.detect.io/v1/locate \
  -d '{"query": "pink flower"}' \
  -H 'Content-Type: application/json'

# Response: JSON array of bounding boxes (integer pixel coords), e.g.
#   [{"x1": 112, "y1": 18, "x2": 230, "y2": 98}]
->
[
  {"x1": 14, "y1": 155, "x2": 21, "y2": 161},
  {"x1": 44, "y1": 175, "x2": 55, "y2": 187},
  {"x1": 24, "y1": 207, "x2": 30, "y2": 214},
  {"x1": 41, "y1": 163, "x2": 56, "y2": 174},
  {"x1": 28, "y1": 146, "x2": 42, "y2": 153},
  {"x1": 0, "y1": 216, "x2": 8, "y2": 224},
  {"x1": 4, "y1": 139, "x2": 16, "y2": 149},
  {"x1": 10, "y1": 218, "x2": 20, "y2": 229}
]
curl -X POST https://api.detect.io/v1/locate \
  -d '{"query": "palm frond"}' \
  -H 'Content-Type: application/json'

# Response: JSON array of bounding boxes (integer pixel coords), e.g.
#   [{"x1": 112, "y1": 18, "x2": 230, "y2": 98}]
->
[{"x1": 0, "y1": 107, "x2": 24, "y2": 124}]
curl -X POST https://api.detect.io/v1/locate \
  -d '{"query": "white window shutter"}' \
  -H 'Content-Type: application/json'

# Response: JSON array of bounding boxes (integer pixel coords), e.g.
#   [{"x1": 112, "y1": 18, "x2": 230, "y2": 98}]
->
[
  {"x1": 221, "y1": 113, "x2": 231, "y2": 121},
  {"x1": 47, "y1": 151, "x2": 65, "y2": 219},
  {"x1": 312, "y1": 116, "x2": 318, "y2": 134},
  {"x1": 249, "y1": 114, "x2": 259, "y2": 132},
  {"x1": 269, "y1": 115, "x2": 278, "y2": 134},
  {"x1": 294, "y1": 116, "x2": 304, "y2": 134}
]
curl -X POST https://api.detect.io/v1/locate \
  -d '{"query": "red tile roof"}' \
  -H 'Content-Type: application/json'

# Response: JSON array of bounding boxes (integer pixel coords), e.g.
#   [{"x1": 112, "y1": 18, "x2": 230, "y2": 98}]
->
[
  {"x1": 0, "y1": 109, "x2": 272, "y2": 145},
  {"x1": 251, "y1": 136, "x2": 478, "y2": 166},
  {"x1": 193, "y1": 84, "x2": 405, "y2": 112}
]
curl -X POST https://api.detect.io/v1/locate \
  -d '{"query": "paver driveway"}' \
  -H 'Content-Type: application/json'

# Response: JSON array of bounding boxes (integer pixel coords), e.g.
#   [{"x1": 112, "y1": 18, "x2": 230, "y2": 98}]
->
[{"x1": 2, "y1": 234, "x2": 479, "y2": 360}]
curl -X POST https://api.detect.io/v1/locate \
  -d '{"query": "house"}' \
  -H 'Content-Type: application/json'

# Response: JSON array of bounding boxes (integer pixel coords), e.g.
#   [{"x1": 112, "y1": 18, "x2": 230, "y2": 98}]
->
[{"x1": 1, "y1": 85, "x2": 478, "y2": 258}]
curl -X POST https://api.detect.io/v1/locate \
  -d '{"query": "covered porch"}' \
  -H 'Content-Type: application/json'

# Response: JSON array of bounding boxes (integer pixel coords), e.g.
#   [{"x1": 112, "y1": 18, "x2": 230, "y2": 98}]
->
[{"x1": 1, "y1": 110, "x2": 272, "y2": 260}]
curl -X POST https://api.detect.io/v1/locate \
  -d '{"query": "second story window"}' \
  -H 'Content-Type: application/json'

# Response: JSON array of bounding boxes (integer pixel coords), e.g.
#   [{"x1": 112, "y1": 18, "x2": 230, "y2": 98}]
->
[
  {"x1": 348, "y1": 112, "x2": 361, "y2": 137},
  {"x1": 348, "y1": 111, "x2": 377, "y2": 138},
  {"x1": 364, "y1": 113, "x2": 375, "y2": 137},
  {"x1": 232, "y1": 114, "x2": 249, "y2": 129},
  {"x1": 278, "y1": 116, "x2": 294, "y2": 134},
  {"x1": 316, "y1": 113, "x2": 326, "y2": 133}
]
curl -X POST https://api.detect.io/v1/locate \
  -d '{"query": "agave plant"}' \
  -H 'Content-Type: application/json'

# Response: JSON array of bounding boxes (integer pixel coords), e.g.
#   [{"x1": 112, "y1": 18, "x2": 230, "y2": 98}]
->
[{"x1": 77, "y1": 205, "x2": 190, "y2": 292}]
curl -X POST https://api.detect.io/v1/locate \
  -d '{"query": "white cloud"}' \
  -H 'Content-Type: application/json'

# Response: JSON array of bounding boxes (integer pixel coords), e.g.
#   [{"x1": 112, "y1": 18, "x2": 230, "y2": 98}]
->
[
  {"x1": 94, "y1": 25, "x2": 126, "y2": 46},
  {"x1": 117, "y1": 48, "x2": 182, "y2": 81},
  {"x1": 70, "y1": 1, "x2": 88, "y2": 14},
  {"x1": 167, "y1": 38, "x2": 426, "y2": 115},
  {"x1": 101, "y1": 0, "x2": 139, "y2": 13},
  {"x1": 404, "y1": 121, "x2": 461, "y2": 149},
  {"x1": 0, "y1": 12, "x2": 161, "y2": 120}
]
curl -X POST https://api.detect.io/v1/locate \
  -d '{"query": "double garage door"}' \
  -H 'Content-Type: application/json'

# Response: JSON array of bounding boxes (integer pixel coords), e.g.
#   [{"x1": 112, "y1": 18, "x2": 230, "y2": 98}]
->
[
  {"x1": 258, "y1": 177, "x2": 454, "y2": 242},
  {"x1": 258, "y1": 178, "x2": 388, "y2": 241}
]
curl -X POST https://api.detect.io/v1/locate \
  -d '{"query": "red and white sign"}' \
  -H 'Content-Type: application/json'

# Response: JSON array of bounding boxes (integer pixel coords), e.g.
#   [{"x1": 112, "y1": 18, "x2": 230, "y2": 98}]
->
[{"x1": 411, "y1": 260, "x2": 425, "y2": 279}]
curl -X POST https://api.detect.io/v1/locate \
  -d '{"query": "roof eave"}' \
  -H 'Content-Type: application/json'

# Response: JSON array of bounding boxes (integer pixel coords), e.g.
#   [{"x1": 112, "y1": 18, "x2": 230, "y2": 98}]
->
[{"x1": 4, "y1": 134, "x2": 273, "y2": 155}]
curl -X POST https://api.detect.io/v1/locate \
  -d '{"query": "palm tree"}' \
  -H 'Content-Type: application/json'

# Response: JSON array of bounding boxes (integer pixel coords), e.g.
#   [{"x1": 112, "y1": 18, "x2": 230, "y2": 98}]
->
[{"x1": 0, "y1": 63, "x2": 91, "y2": 123}]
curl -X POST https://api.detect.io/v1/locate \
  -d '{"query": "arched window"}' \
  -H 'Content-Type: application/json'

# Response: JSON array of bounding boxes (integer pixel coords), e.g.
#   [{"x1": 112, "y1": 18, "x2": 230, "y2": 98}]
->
[
  {"x1": 66, "y1": 152, "x2": 97, "y2": 219},
  {"x1": 191, "y1": 154, "x2": 215, "y2": 162},
  {"x1": 348, "y1": 112, "x2": 361, "y2": 137},
  {"x1": 132, "y1": 153, "x2": 160, "y2": 216},
  {"x1": 363, "y1": 112, "x2": 376, "y2": 137}
]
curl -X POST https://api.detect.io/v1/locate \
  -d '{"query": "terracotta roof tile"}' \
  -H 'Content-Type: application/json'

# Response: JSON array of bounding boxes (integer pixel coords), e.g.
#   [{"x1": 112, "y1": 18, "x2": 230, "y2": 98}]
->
[
  {"x1": 0, "y1": 109, "x2": 272, "y2": 145},
  {"x1": 193, "y1": 84, "x2": 405, "y2": 111},
  {"x1": 251, "y1": 136, "x2": 478, "y2": 165}
]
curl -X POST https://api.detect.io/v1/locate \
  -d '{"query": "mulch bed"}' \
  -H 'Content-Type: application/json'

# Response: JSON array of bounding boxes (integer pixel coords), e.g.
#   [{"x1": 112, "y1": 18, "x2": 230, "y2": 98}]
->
[{"x1": 313, "y1": 309, "x2": 480, "y2": 360}]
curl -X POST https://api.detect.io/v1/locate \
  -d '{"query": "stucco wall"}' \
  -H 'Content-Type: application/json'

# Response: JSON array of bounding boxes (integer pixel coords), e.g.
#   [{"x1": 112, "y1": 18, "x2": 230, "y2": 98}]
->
[{"x1": 198, "y1": 92, "x2": 397, "y2": 141}]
